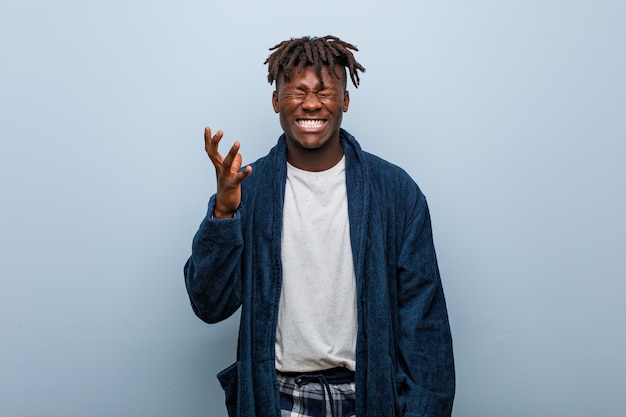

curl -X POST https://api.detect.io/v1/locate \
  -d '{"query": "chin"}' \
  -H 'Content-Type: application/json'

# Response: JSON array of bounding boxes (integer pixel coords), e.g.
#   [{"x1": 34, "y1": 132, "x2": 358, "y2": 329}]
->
[
  {"x1": 295, "y1": 139, "x2": 330, "y2": 150},
  {"x1": 287, "y1": 133, "x2": 327, "y2": 149}
]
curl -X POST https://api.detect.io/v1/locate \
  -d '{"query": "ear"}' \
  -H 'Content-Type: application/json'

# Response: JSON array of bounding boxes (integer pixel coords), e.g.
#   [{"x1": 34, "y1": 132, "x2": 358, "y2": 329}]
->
[
  {"x1": 272, "y1": 90, "x2": 279, "y2": 113},
  {"x1": 343, "y1": 90, "x2": 350, "y2": 112}
]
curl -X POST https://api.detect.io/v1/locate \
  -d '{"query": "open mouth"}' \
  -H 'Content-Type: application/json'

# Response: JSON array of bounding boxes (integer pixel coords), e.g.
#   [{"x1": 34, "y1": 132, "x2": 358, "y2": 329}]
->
[{"x1": 297, "y1": 119, "x2": 327, "y2": 129}]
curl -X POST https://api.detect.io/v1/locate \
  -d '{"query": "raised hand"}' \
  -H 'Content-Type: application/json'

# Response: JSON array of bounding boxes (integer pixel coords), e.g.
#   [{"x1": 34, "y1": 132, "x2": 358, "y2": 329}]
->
[{"x1": 204, "y1": 127, "x2": 252, "y2": 218}]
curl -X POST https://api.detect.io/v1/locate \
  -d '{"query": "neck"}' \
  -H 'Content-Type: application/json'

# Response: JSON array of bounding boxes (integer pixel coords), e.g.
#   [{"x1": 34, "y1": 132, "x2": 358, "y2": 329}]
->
[{"x1": 286, "y1": 137, "x2": 343, "y2": 172}]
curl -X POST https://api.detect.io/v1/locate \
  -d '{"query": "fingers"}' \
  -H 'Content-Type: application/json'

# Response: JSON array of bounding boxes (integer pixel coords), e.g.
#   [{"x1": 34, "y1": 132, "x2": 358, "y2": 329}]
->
[
  {"x1": 238, "y1": 164, "x2": 253, "y2": 181},
  {"x1": 224, "y1": 143, "x2": 253, "y2": 181},
  {"x1": 205, "y1": 127, "x2": 224, "y2": 164},
  {"x1": 222, "y1": 141, "x2": 241, "y2": 170},
  {"x1": 203, "y1": 126, "x2": 252, "y2": 181}
]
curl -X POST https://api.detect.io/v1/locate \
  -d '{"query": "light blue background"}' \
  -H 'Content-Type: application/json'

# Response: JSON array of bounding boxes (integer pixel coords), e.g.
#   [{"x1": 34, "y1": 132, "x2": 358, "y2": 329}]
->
[{"x1": 1, "y1": 1, "x2": 625, "y2": 416}]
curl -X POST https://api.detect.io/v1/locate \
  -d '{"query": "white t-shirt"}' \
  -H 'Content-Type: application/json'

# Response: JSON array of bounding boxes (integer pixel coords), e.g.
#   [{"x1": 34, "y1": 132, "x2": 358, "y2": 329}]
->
[{"x1": 275, "y1": 156, "x2": 358, "y2": 372}]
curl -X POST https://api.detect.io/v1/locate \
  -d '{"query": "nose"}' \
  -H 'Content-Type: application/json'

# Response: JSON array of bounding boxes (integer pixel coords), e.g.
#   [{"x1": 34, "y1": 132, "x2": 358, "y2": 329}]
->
[{"x1": 301, "y1": 91, "x2": 323, "y2": 111}]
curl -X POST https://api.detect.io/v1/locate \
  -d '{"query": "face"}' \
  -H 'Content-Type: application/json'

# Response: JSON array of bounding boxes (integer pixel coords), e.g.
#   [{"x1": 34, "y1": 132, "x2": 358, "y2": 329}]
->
[{"x1": 272, "y1": 66, "x2": 350, "y2": 153}]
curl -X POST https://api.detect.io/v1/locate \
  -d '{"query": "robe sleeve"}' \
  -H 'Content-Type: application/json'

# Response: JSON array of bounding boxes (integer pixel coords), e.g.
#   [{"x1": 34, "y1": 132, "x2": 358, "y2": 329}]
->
[
  {"x1": 184, "y1": 194, "x2": 244, "y2": 324},
  {"x1": 395, "y1": 194, "x2": 455, "y2": 417}
]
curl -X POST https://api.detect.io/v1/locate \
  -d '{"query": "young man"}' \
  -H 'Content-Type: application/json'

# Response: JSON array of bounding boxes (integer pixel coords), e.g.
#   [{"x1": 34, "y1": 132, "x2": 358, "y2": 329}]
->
[{"x1": 184, "y1": 35, "x2": 455, "y2": 417}]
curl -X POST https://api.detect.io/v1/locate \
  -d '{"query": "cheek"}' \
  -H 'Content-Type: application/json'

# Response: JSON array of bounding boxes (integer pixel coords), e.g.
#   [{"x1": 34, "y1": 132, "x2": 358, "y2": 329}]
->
[{"x1": 335, "y1": 101, "x2": 347, "y2": 113}]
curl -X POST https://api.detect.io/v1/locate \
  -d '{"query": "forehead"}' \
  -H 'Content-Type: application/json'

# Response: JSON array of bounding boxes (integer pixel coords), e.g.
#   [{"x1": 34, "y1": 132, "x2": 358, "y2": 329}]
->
[{"x1": 278, "y1": 65, "x2": 346, "y2": 89}]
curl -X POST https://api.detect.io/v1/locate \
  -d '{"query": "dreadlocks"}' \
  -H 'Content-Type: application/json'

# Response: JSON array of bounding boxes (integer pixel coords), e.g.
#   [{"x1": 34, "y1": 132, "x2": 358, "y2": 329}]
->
[{"x1": 264, "y1": 35, "x2": 366, "y2": 89}]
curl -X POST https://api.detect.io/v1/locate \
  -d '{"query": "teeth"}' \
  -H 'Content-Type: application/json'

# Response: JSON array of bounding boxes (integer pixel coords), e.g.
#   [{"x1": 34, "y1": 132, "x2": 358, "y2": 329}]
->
[{"x1": 298, "y1": 119, "x2": 325, "y2": 128}]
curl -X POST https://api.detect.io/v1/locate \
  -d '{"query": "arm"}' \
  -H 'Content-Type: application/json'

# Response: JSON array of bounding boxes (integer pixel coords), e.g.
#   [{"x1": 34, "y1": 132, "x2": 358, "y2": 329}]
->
[
  {"x1": 183, "y1": 127, "x2": 252, "y2": 323},
  {"x1": 395, "y1": 196, "x2": 455, "y2": 417},
  {"x1": 184, "y1": 197, "x2": 244, "y2": 323}
]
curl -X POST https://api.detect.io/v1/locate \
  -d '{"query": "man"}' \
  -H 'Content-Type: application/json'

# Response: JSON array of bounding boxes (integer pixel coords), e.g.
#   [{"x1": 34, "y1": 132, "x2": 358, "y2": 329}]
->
[{"x1": 184, "y1": 35, "x2": 455, "y2": 417}]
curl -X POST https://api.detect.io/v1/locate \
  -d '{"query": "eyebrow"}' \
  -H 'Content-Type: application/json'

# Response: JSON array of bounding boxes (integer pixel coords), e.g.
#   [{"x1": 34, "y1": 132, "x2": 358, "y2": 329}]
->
[{"x1": 287, "y1": 82, "x2": 339, "y2": 92}]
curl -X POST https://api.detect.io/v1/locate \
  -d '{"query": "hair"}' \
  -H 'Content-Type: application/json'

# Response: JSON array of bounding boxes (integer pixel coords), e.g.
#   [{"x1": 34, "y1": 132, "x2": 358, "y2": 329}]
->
[{"x1": 264, "y1": 35, "x2": 365, "y2": 89}]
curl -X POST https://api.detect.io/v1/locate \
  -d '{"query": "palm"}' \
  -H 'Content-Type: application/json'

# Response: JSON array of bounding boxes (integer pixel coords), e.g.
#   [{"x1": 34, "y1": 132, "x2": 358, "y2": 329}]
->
[{"x1": 204, "y1": 127, "x2": 252, "y2": 218}]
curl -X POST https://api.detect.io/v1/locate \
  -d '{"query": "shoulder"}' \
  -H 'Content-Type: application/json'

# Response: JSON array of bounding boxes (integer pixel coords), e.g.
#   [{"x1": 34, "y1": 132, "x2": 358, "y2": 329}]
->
[
  {"x1": 361, "y1": 151, "x2": 410, "y2": 178},
  {"x1": 342, "y1": 129, "x2": 426, "y2": 208},
  {"x1": 343, "y1": 130, "x2": 422, "y2": 190},
  {"x1": 362, "y1": 150, "x2": 426, "y2": 205}
]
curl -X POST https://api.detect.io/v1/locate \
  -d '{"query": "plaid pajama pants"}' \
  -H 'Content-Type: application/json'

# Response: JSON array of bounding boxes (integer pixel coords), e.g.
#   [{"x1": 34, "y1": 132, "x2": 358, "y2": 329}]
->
[{"x1": 277, "y1": 368, "x2": 356, "y2": 417}]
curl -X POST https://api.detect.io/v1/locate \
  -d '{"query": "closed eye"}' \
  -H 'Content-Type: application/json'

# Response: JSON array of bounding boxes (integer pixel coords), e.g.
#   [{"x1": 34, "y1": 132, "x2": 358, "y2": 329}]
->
[
  {"x1": 317, "y1": 91, "x2": 336, "y2": 100},
  {"x1": 285, "y1": 91, "x2": 307, "y2": 100}
]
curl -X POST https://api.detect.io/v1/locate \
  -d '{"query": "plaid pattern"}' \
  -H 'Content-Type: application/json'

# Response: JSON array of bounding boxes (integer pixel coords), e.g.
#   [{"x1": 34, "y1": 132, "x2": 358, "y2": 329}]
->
[{"x1": 277, "y1": 372, "x2": 356, "y2": 417}]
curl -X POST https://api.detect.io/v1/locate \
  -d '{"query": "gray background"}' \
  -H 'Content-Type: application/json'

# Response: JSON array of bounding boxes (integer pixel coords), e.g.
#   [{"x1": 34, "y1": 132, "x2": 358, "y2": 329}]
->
[{"x1": 1, "y1": 1, "x2": 625, "y2": 416}]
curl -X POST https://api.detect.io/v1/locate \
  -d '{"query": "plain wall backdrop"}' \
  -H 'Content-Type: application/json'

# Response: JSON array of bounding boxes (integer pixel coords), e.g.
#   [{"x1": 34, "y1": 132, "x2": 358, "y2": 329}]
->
[{"x1": 1, "y1": 1, "x2": 625, "y2": 416}]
